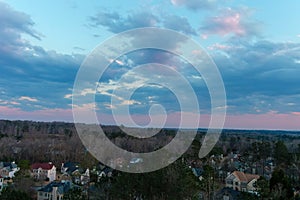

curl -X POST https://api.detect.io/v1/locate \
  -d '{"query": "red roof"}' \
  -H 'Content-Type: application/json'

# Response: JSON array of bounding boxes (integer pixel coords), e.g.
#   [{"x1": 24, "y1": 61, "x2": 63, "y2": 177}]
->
[
  {"x1": 232, "y1": 171, "x2": 259, "y2": 183},
  {"x1": 31, "y1": 163, "x2": 54, "y2": 170}
]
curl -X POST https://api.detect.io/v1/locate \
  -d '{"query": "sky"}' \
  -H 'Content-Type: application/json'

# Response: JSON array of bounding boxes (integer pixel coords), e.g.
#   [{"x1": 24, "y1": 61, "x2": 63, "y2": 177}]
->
[{"x1": 0, "y1": 0, "x2": 300, "y2": 130}]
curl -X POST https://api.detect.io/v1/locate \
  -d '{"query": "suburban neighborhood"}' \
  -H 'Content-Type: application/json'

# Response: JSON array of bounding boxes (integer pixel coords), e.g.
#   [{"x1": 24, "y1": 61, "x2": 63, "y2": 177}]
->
[
  {"x1": 0, "y1": 121, "x2": 299, "y2": 199},
  {"x1": 1, "y1": 128, "x2": 300, "y2": 200}
]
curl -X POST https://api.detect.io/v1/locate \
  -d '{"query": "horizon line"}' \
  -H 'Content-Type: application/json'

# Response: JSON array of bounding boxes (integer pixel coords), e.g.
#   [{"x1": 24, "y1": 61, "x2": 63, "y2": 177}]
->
[{"x1": 1, "y1": 118, "x2": 299, "y2": 132}]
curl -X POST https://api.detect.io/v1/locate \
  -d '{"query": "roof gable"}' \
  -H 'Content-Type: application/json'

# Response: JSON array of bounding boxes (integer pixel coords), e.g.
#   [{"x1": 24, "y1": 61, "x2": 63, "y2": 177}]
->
[{"x1": 232, "y1": 171, "x2": 259, "y2": 183}]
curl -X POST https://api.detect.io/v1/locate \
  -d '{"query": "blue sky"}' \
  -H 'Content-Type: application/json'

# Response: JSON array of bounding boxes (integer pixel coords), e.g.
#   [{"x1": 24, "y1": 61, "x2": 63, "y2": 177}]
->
[{"x1": 0, "y1": 0, "x2": 300, "y2": 130}]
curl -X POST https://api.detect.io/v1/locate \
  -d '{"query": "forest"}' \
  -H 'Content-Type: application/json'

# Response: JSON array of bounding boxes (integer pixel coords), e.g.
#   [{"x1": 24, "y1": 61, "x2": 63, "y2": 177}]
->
[{"x1": 0, "y1": 120, "x2": 300, "y2": 199}]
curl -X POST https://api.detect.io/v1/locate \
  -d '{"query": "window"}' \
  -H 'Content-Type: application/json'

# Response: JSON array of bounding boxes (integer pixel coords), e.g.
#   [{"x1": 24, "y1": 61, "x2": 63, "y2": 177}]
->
[{"x1": 226, "y1": 180, "x2": 233, "y2": 185}]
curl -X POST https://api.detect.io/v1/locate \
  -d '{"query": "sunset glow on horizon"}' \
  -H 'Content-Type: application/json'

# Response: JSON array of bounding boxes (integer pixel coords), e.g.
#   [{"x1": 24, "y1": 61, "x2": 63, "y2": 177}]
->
[{"x1": 0, "y1": 0, "x2": 300, "y2": 130}]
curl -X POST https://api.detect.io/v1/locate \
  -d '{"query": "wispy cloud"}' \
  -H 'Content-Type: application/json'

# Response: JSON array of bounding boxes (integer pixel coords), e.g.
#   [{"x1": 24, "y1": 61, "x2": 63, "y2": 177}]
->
[
  {"x1": 18, "y1": 96, "x2": 38, "y2": 102},
  {"x1": 0, "y1": 99, "x2": 20, "y2": 105},
  {"x1": 0, "y1": 1, "x2": 42, "y2": 53},
  {"x1": 207, "y1": 43, "x2": 232, "y2": 51},
  {"x1": 89, "y1": 9, "x2": 196, "y2": 36},
  {"x1": 170, "y1": 0, "x2": 216, "y2": 11}
]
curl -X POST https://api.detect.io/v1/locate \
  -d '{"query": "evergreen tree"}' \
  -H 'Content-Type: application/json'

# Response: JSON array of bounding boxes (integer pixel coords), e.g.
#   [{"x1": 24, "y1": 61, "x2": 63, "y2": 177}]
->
[
  {"x1": 63, "y1": 188, "x2": 86, "y2": 200},
  {"x1": 274, "y1": 141, "x2": 290, "y2": 165},
  {"x1": 108, "y1": 160, "x2": 199, "y2": 199},
  {"x1": 270, "y1": 168, "x2": 293, "y2": 199}
]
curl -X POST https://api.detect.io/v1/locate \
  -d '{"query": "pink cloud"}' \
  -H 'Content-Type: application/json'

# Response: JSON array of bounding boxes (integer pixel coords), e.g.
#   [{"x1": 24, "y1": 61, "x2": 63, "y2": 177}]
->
[
  {"x1": 214, "y1": 13, "x2": 245, "y2": 36},
  {"x1": 224, "y1": 112, "x2": 300, "y2": 130},
  {"x1": 201, "y1": 7, "x2": 261, "y2": 37},
  {"x1": 0, "y1": 106, "x2": 299, "y2": 130},
  {"x1": 170, "y1": 0, "x2": 181, "y2": 6},
  {"x1": 291, "y1": 112, "x2": 300, "y2": 116},
  {"x1": 0, "y1": 106, "x2": 73, "y2": 122},
  {"x1": 201, "y1": 34, "x2": 208, "y2": 40},
  {"x1": 104, "y1": 111, "x2": 300, "y2": 130}
]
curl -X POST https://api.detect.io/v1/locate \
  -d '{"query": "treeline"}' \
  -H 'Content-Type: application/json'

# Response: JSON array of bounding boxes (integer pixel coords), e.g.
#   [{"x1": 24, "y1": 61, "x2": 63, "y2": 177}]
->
[
  {"x1": 0, "y1": 120, "x2": 176, "y2": 168},
  {"x1": 0, "y1": 120, "x2": 76, "y2": 138},
  {"x1": 0, "y1": 119, "x2": 299, "y2": 169}
]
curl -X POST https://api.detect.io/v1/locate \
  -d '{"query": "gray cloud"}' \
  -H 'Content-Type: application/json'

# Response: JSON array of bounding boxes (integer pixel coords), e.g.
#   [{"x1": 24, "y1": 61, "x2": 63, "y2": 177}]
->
[
  {"x1": 212, "y1": 40, "x2": 300, "y2": 114},
  {"x1": 89, "y1": 10, "x2": 159, "y2": 33},
  {"x1": 0, "y1": 2, "x2": 83, "y2": 111},
  {"x1": 89, "y1": 10, "x2": 197, "y2": 36},
  {"x1": 0, "y1": 1, "x2": 42, "y2": 49},
  {"x1": 163, "y1": 15, "x2": 197, "y2": 35}
]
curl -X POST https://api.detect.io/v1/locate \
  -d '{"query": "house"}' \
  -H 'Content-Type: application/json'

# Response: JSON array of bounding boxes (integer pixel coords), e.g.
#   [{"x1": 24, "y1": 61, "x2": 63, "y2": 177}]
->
[
  {"x1": 192, "y1": 167, "x2": 205, "y2": 181},
  {"x1": 80, "y1": 168, "x2": 90, "y2": 185},
  {"x1": 31, "y1": 162, "x2": 56, "y2": 182},
  {"x1": 0, "y1": 161, "x2": 20, "y2": 178},
  {"x1": 192, "y1": 167, "x2": 203, "y2": 177},
  {"x1": 37, "y1": 180, "x2": 71, "y2": 200},
  {"x1": 61, "y1": 162, "x2": 90, "y2": 185},
  {"x1": 225, "y1": 171, "x2": 259, "y2": 192},
  {"x1": 98, "y1": 167, "x2": 113, "y2": 181},
  {"x1": 61, "y1": 162, "x2": 80, "y2": 175},
  {"x1": 215, "y1": 187, "x2": 241, "y2": 200}
]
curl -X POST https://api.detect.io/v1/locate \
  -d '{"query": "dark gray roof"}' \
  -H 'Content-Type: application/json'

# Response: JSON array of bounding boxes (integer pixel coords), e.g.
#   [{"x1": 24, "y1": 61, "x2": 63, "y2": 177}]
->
[
  {"x1": 63, "y1": 162, "x2": 81, "y2": 174},
  {"x1": 66, "y1": 166, "x2": 79, "y2": 174},
  {"x1": 38, "y1": 181, "x2": 71, "y2": 195},
  {"x1": 0, "y1": 162, "x2": 17, "y2": 170},
  {"x1": 102, "y1": 167, "x2": 113, "y2": 174},
  {"x1": 63, "y1": 162, "x2": 79, "y2": 169}
]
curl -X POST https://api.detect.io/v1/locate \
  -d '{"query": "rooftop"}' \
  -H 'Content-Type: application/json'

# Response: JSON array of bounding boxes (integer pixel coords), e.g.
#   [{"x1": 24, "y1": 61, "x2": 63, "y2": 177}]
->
[
  {"x1": 232, "y1": 171, "x2": 260, "y2": 183},
  {"x1": 31, "y1": 162, "x2": 54, "y2": 170},
  {"x1": 38, "y1": 181, "x2": 71, "y2": 194}
]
